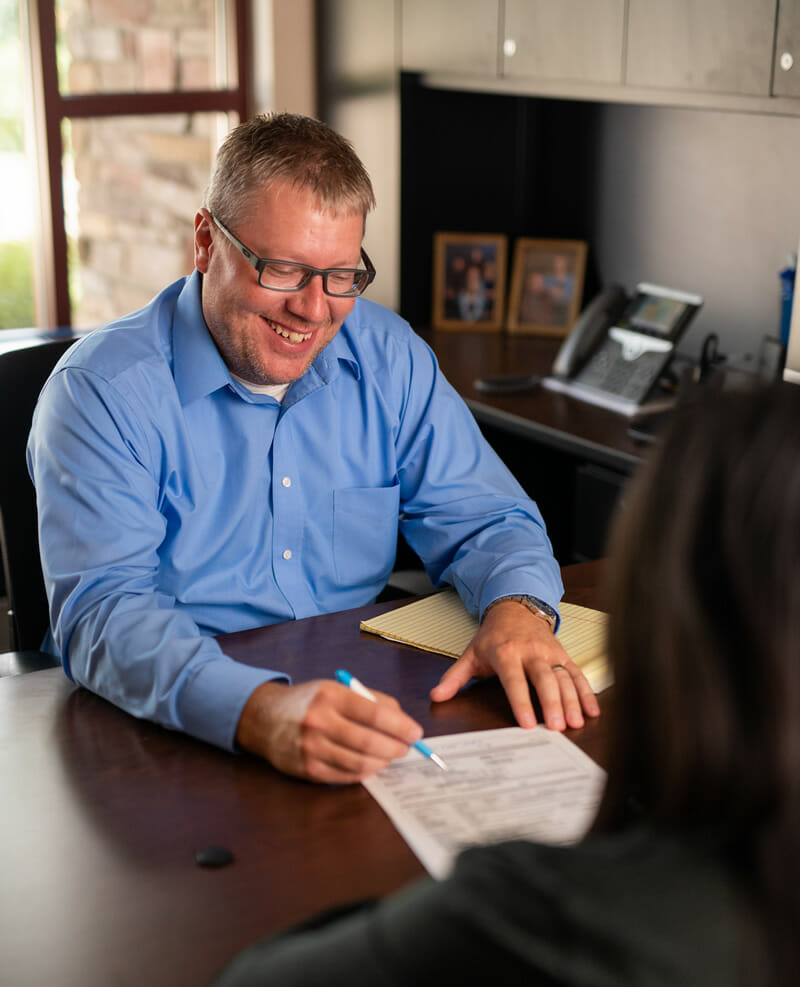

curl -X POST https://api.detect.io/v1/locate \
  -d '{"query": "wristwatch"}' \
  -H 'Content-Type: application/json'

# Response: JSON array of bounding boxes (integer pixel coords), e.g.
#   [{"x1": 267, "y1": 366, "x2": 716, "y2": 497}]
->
[{"x1": 482, "y1": 595, "x2": 557, "y2": 631}]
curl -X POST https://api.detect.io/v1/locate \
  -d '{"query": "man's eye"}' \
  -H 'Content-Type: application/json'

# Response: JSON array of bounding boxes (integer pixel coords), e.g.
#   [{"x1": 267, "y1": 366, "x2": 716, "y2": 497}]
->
[{"x1": 263, "y1": 263, "x2": 300, "y2": 279}]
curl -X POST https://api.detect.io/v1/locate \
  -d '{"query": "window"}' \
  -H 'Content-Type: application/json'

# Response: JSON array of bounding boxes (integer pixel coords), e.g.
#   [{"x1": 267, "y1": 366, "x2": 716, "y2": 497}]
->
[
  {"x1": 7, "y1": 0, "x2": 251, "y2": 331},
  {"x1": 0, "y1": 0, "x2": 36, "y2": 328}
]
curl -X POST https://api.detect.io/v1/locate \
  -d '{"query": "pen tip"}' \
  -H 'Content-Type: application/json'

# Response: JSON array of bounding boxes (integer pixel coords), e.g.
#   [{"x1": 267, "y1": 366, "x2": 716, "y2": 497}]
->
[{"x1": 431, "y1": 753, "x2": 449, "y2": 771}]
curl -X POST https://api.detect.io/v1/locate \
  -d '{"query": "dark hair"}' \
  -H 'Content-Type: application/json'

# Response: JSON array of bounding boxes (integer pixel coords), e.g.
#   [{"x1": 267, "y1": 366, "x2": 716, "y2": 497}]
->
[
  {"x1": 204, "y1": 112, "x2": 376, "y2": 228},
  {"x1": 594, "y1": 383, "x2": 800, "y2": 982}
]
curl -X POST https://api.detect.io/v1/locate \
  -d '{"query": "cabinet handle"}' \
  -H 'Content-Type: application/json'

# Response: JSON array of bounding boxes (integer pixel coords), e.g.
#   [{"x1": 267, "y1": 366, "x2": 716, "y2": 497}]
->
[{"x1": 780, "y1": 51, "x2": 794, "y2": 71}]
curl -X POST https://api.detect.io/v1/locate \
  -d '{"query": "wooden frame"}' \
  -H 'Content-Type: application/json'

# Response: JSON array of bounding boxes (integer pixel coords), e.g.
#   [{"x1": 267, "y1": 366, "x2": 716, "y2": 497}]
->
[
  {"x1": 507, "y1": 238, "x2": 587, "y2": 336},
  {"x1": 29, "y1": 0, "x2": 252, "y2": 329},
  {"x1": 432, "y1": 232, "x2": 507, "y2": 331}
]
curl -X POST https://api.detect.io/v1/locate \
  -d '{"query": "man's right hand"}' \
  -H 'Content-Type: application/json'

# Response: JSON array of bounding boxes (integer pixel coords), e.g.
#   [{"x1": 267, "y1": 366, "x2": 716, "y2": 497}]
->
[{"x1": 235, "y1": 680, "x2": 424, "y2": 784}]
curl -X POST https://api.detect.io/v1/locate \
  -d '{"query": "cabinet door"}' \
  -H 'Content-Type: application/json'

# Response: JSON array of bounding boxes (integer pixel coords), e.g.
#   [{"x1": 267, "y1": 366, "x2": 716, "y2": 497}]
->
[
  {"x1": 773, "y1": 0, "x2": 800, "y2": 97},
  {"x1": 627, "y1": 0, "x2": 777, "y2": 96},
  {"x1": 400, "y1": 0, "x2": 500, "y2": 75},
  {"x1": 503, "y1": 0, "x2": 625, "y2": 84}
]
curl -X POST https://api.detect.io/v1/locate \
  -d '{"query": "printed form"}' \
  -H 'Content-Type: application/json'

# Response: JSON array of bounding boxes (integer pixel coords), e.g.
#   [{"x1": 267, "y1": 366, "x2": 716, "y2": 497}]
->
[{"x1": 364, "y1": 726, "x2": 606, "y2": 879}]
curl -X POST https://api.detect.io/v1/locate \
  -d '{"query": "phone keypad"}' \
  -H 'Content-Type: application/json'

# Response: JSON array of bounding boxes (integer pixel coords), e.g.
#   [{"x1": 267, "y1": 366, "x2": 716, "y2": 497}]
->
[{"x1": 574, "y1": 337, "x2": 672, "y2": 404}]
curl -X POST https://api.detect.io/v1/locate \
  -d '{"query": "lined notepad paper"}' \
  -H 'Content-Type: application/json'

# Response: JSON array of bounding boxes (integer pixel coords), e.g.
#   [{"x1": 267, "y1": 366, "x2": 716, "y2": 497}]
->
[{"x1": 360, "y1": 589, "x2": 612, "y2": 693}]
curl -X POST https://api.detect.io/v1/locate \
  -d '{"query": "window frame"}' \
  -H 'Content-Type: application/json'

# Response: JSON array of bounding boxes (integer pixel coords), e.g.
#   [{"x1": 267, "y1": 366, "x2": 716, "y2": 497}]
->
[{"x1": 27, "y1": 0, "x2": 253, "y2": 328}]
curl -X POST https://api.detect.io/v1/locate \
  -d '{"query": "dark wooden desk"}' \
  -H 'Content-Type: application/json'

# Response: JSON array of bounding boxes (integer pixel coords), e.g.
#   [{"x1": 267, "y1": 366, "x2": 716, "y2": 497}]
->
[
  {"x1": 0, "y1": 562, "x2": 607, "y2": 987},
  {"x1": 425, "y1": 331, "x2": 650, "y2": 562}
]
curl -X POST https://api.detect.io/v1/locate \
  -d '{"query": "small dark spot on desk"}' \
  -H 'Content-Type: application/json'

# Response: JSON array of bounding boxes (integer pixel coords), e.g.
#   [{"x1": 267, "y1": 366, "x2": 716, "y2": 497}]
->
[{"x1": 195, "y1": 845, "x2": 235, "y2": 868}]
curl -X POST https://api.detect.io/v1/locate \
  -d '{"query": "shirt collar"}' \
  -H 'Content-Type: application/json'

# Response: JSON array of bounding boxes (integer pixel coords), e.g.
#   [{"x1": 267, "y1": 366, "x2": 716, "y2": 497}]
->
[
  {"x1": 326, "y1": 312, "x2": 362, "y2": 382},
  {"x1": 171, "y1": 272, "x2": 363, "y2": 407},
  {"x1": 284, "y1": 313, "x2": 362, "y2": 408},
  {"x1": 172, "y1": 271, "x2": 233, "y2": 405}
]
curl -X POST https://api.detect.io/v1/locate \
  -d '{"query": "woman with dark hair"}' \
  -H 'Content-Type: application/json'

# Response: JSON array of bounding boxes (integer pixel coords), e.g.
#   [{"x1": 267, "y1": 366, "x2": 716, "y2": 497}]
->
[{"x1": 213, "y1": 384, "x2": 800, "y2": 986}]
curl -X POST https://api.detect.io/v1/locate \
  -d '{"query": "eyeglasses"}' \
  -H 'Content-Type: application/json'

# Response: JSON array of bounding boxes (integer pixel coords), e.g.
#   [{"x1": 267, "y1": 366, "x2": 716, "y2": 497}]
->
[{"x1": 211, "y1": 214, "x2": 376, "y2": 298}]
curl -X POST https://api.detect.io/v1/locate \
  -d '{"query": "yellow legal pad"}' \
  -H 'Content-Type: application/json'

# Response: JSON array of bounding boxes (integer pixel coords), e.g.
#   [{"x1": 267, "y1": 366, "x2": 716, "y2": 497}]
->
[{"x1": 360, "y1": 589, "x2": 613, "y2": 693}]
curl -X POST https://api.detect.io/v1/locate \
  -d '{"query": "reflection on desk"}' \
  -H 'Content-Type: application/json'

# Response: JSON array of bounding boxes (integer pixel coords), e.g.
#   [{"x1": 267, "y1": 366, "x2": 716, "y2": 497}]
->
[{"x1": 0, "y1": 562, "x2": 608, "y2": 987}]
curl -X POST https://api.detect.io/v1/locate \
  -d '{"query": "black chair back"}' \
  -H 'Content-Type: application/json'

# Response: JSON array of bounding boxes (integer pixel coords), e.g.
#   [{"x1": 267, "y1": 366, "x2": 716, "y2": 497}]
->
[{"x1": 0, "y1": 337, "x2": 77, "y2": 651}]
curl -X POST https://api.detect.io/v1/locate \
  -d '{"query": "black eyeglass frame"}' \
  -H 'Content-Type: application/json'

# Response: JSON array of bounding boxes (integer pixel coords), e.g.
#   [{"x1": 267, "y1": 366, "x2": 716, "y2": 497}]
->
[{"x1": 210, "y1": 213, "x2": 376, "y2": 297}]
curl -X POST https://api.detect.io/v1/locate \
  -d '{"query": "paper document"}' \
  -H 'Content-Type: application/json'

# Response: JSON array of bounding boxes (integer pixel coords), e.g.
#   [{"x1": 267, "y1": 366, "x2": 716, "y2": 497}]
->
[
  {"x1": 364, "y1": 726, "x2": 606, "y2": 878},
  {"x1": 360, "y1": 589, "x2": 612, "y2": 692}
]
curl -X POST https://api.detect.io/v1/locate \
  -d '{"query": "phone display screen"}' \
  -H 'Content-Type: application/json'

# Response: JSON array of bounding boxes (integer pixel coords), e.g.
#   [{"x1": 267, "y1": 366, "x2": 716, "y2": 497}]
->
[
  {"x1": 618, "y1": 286, "x2": 702, "y2": 341},
  {"x1": 628, "y1": 295, "x2": 687, "y2": 336}
]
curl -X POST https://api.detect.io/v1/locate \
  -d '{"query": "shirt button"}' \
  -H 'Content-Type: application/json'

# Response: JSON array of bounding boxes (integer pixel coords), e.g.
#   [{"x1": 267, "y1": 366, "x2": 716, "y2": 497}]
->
[
  {"x1": 282, "y1": 549, "x2": 292, "y2": 560},
  {"x1": 282, "y1": 476, "x2": 291, "y2": 487}
]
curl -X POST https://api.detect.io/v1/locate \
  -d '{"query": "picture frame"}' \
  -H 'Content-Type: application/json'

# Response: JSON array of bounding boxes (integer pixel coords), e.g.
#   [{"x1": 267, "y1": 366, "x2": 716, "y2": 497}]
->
[
  {"x1": 432, "y1": 232, "x2": 507, "y2": 331},
  {"x1": 507, "y1": 238, "x2": 588, "y2": 337}
]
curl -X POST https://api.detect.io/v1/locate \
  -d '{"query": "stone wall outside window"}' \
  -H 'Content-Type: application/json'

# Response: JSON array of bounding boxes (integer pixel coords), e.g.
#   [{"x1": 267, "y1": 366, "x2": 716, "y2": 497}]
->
[{"x1": 59, "y1": 0, "x2": 230, "y2": 328}]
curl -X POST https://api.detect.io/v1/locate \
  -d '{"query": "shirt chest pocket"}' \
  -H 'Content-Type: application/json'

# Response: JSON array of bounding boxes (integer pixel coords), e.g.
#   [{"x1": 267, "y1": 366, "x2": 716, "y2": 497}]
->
[{"x1": 332, "y1": 485, "x2": 400, "y2": 588}]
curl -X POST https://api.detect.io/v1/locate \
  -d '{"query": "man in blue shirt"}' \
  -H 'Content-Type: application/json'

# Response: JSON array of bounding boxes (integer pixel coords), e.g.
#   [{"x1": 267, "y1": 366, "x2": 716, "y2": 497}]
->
[{"x1": 28, "y1": 113, "x2": 599, "y2": 783}]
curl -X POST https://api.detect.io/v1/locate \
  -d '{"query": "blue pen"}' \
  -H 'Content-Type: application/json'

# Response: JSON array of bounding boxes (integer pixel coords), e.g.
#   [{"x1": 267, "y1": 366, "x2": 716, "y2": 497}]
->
[{"x1": 335, "y1": 668, "x2": 449, "y2": 771}]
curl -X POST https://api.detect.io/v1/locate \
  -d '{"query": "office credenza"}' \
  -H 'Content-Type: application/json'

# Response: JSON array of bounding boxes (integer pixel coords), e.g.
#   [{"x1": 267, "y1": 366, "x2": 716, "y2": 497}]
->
[
  {"x1": 0, "y1": 562, "x2": 608, "y2": 987},
  {"x1": 424, "y1": 331, "x2": 649, "y2": 563}
]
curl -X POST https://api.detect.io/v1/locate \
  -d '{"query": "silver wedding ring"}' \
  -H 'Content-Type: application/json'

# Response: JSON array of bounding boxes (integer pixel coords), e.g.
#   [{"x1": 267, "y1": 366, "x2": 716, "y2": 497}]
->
[{"x1": 551, "y1": 664, "x2": 567, "y2": 673}]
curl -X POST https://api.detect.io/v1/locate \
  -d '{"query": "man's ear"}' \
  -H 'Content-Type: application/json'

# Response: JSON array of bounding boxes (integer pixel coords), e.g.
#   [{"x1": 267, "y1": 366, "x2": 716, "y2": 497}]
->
[{"x1": 194, "y1": 209, "x2": 213, "y2": 273}]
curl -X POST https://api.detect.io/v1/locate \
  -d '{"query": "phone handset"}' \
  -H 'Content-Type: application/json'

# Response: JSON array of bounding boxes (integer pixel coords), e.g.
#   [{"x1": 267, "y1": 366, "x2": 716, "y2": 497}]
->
[{"x1": 550, "y1": 283, "x2": 628, "y2": 379}]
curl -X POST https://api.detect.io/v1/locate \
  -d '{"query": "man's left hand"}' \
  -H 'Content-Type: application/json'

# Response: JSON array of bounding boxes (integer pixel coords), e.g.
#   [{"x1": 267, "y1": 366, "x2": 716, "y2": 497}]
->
[{"x1": 429, "y1": 599, "x2": 600, "y2": 730}]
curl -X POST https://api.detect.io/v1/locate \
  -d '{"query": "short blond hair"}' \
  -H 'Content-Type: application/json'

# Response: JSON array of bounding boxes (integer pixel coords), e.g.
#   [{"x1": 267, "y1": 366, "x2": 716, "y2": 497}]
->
[{"x1": 204, "y1": 112, "x2": 376, "y2": 227}]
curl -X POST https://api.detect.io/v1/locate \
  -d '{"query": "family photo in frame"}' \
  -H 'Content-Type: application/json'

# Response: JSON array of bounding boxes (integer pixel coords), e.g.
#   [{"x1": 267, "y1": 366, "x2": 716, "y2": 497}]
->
[
  {"x1": 431, "y1": 232, "x2": 507, "y2": 331},
  {"x1": 506, "y1": 238, "x2": 587, "y2": 336}
]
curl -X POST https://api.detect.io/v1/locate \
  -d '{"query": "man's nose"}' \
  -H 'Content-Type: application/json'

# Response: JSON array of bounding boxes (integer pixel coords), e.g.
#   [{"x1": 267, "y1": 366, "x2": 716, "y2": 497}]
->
[{"x1": 287, "y1": 273, "x2": 329, "y2": 322}]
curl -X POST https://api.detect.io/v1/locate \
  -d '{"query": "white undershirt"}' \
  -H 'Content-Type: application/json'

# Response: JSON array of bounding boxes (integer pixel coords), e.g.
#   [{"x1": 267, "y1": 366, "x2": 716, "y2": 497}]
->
[{"x1": 232, "y1": 373, "x2": 291, "y2": 403}]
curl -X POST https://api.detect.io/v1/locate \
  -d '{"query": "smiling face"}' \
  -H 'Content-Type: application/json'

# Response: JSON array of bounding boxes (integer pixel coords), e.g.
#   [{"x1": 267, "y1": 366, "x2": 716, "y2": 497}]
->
[{"x1": 194, "y1": 182, "x2": 365, "y2": 386}]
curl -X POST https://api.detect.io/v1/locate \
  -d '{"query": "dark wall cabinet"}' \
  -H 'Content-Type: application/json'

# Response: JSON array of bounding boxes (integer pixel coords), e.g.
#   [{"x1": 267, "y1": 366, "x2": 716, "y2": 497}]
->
[{"x1": 399, "y1": 74, "x2": 602, "y2": 330}]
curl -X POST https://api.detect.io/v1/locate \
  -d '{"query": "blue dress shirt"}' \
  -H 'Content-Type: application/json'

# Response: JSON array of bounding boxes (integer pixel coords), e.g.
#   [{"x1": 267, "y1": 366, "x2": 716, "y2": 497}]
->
[{"x1": 27, "y1": 272, "x2": 563, "y2": 750}]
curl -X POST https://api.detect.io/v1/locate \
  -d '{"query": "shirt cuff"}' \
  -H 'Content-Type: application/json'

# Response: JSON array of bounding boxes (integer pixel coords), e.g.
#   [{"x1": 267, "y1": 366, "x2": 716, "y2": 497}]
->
[
  {"x1": 177, "y1": 656, "x2": 290, "y2": 752},
  {"x1": 478, "y1": 574, "x2": 563, "y2": 630}
]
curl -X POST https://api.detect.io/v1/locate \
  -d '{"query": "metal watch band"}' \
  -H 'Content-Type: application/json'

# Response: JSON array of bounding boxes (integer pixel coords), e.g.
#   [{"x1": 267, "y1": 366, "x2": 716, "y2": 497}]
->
[{"x1": 482, "y1": 594, "x2": 557, "y2": 631}]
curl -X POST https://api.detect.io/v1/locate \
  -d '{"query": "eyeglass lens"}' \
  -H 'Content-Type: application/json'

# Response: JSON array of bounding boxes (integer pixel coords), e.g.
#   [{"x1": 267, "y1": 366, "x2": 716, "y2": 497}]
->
[{"x1": 258, "y1": 262, "x2": 370, "y2": 296}]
